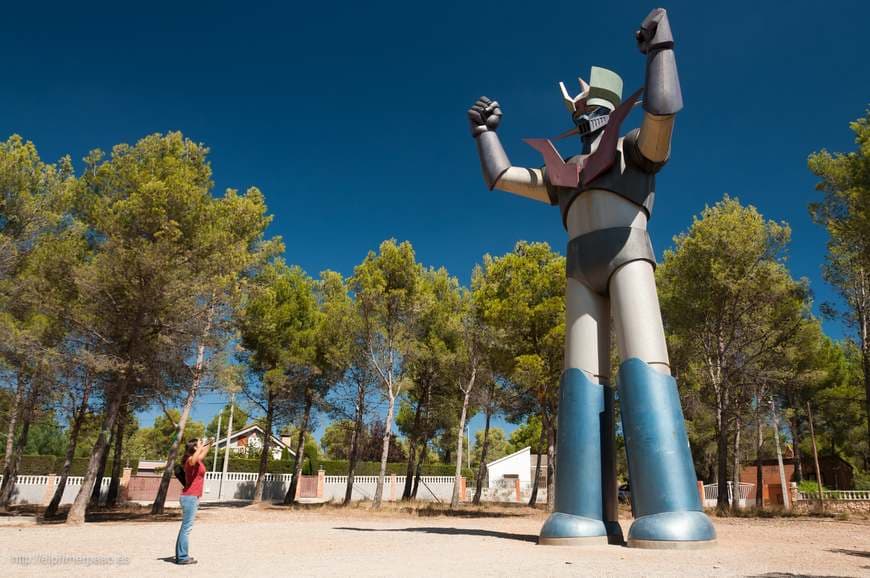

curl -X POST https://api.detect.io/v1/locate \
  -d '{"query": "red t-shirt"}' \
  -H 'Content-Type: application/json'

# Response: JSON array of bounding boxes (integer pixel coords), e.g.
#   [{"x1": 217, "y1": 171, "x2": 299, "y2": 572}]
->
[{"x1": 181, "y1": 459, "x2": 206, "y2": 497}]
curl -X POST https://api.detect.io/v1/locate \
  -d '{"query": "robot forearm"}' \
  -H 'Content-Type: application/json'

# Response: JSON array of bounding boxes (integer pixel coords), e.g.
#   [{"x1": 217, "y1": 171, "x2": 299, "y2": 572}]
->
[
  {"x1": 470, "y1": 96, "x2": 550, "y2": 203},
  {"x1": 475, "y1": 131, "x2": 510, "y2": 190},
  {"x1": 634, "y1": 9, "x2": 682, "y2": 165}
]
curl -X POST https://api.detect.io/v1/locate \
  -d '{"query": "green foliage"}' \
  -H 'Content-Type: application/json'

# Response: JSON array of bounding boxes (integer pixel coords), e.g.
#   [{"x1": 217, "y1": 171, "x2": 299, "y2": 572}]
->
[
  {"x1": 657, "y1": 196, "x2": 812, "y2": 485},
  {"x1": 808, "y1": 110, "x2": 870, "y2": 468},
  {"x1": 317, "y1": 460, "x2": 473, "y2": 478},
  {"x1": 508, "y1": 416, "x2": 544, "y2": 454},
  {"x1": 472, "y1": 241, "x2": 564, "y2": 468},
  {"x1": 471, "y1": 427, "x2": 509, "y2": 467},
  {"x1": 0, "y1": 455, "x2": 140, "y2": 475},
  {"x1": 320, "y1": 419, "x2": 355, "y2": 459},
  {"x1": 126, "y1": 410, "x2": 205, "y2": 459},
  {"x1": 206, "y1": 402, "x2": 249, "y2": 438},
  {"x1": 797, "y1": 480, "x2": 825, "y2": 494},
  {"x1": 23, "y1": 413, "x2": 67, "y2": 456}
]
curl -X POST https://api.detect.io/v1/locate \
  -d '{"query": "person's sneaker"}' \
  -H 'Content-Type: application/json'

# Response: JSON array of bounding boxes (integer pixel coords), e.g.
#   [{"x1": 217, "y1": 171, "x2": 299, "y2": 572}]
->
[{"x1": 176, "y1": 558, "x2": 198, "y2": 565}]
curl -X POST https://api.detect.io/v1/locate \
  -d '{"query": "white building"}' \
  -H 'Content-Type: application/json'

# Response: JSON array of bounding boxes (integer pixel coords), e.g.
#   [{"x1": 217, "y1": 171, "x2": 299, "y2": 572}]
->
[
  {"x1": 214, "y1": 425, "x2": 295, "y2": 460},
  {"x1": 486, "y1": 446, "x2": 532, "y2": 488}
]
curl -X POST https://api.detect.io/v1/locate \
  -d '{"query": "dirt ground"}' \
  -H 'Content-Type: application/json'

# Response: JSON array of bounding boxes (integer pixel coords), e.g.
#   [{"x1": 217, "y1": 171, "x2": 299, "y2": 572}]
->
[{"x1": 1, "y1": 503, "x2": 868, "y2": 577}]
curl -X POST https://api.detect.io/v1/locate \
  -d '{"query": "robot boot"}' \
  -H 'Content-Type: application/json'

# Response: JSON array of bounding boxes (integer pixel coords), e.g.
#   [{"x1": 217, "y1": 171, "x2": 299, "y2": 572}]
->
[
  {"x1": 617, "y1": 358, "x2": 716, "y2": 548},
  {"x1": 539, "y1": 368, "x2": 613, "y2": 545}
]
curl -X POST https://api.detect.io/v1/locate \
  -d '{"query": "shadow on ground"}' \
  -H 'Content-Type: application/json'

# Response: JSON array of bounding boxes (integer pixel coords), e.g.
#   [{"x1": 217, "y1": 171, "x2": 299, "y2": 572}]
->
[
  {"x1": 334, "y1": 526, "x2": 538, "y2": 543},
  {"x1": 828, "y1": 548, "x2": 870, "y2": 558},
  {"x1": 748, "y1": 574, "x2": 855, "y2": 578}
]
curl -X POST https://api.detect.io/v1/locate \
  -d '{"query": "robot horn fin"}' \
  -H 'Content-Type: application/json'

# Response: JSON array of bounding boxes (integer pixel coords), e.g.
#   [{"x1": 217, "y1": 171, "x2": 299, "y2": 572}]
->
[{"x1": 559, "y1": 81, "x2": 577, "y2": 113}]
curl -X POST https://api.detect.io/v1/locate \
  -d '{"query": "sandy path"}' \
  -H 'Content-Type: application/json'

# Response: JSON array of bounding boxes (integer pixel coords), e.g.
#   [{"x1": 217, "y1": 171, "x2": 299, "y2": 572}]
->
[{"x1": 1, "y1": 506, "x2": 868, "y2": 577}]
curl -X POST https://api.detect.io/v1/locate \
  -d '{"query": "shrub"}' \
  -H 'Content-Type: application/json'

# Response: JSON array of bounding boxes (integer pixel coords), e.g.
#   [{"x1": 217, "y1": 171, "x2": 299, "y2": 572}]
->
[
  {"x1": 798, "y1": 480, "x2": 825, "y2": 495},
  {"x1": 0, "y1": 455, "x2": 139, "y2": 475}
]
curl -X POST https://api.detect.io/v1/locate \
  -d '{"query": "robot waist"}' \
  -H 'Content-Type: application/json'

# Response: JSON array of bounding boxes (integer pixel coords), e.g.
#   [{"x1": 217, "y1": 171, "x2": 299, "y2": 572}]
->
[{"x1": 566, "y1": 227, "x2": 656, "y2": 295}]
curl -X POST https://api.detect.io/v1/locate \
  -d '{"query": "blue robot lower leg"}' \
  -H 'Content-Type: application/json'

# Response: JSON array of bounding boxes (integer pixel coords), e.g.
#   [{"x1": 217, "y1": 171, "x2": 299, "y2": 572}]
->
[
  {"x1": 539, "y1": 368, "x2": 619, "y2": 545},
  {"x1": 618, "y1": 358, "x2": 716, "y2": 548}
]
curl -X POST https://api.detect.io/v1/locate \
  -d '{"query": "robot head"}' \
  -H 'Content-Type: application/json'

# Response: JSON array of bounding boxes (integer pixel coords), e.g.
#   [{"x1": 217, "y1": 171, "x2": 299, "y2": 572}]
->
[{"x1": 559, "y1": 66, "x2": 623, "y2": 140}]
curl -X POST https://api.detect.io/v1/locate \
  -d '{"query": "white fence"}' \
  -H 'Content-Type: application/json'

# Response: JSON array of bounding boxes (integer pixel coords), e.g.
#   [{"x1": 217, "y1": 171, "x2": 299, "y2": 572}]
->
[
  {"x1": 201, "y1": 472, "x2": 293, "y2": 502},
  {"x1": 0, "y1": 475, "x2": 111, "y2": 507},
  {"x1": 3, "y1": 472, "x2": 552, "y2": 507},
  {"x1": 703, "y1": 481, "x2": 754, "y2": 508},
  {"x1": 322, "y1": 475, "x2": 457, "y2": 503},
  {"x1": 796, "y1": 489, "x2": 870, "y2": 501}
]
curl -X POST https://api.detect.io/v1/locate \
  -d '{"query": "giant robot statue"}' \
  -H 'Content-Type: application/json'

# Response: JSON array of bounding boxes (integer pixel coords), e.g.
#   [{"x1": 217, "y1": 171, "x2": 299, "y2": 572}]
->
[{"x1": 468, "y1": 8, "x2": 715, "y2": 549}]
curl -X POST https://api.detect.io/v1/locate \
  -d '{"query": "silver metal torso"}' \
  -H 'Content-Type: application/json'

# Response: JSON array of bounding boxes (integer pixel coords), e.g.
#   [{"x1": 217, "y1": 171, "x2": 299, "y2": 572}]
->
[
  {"x1": 564, "y1": 189, "x2": 648, "y2": 240},
  {"x1": 563, "y1": 188, "x2": 669, "y2": 375}
]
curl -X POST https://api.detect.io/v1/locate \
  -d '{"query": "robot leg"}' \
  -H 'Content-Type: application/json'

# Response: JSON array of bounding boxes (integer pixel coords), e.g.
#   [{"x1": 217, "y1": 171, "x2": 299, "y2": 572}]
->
[
  {"x1": 611, "y1": 260, "x2": 716, "y2": 548},
  {"x1": 539, "y1": 278, "x2": 616, "y2": 545}
]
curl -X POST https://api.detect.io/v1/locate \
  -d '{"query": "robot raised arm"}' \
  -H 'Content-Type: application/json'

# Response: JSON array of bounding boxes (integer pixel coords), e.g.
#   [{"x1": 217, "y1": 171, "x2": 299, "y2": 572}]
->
[
  {"x1": 627, "y1": 8, "x2": 683, "y2": 168},
  {"x1": 468, "y1": 97, "x2": 550, "y2": 204}
]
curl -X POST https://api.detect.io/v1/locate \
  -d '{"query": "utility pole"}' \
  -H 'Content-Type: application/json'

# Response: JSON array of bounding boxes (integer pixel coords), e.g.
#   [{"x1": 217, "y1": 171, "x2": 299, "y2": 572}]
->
[
  {"x1": 218, "y1": 393, "x2": 235, "y2": 500},
  {"x1": 212, "y1": 411, "x2": 222, "y2": 472},
  {"x1": 807, "y1": 401, "x2": 824, "y2": 510}
]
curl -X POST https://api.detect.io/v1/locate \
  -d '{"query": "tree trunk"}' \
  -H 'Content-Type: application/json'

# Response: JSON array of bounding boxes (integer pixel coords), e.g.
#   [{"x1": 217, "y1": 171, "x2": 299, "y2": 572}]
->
[
  {"x1": 755, "y1": 400, "x2": 764, "y2": 508},
  {"x1": 372, "y1": 391, "x2": 396, "y2": 509},
  {"x1": 715, "y1": 404, "x2": 729, "y2": 511},
  {"x1": 67, "y1": 391, "x2": 124, "y2": 524},
  {"x1": 151, "y1": 333, "x2": 210, "y2": 514},
  {"x1": 253, "y1": 392, "x2": 274, "y2": 502},
  {"x1": 284, "y1": 391, "x2": 313, "y2": 505},
  {"x1": 90, "y1": 420, "x2": 115, "y2": 507},
  {"x1": 402, "y1": 396, "x2": 424, "y2": 500},
  {"x1": 411, "y1": 441, "x2": 427, "y2": 498},
  {"x1": 450, "y1": 388, "x2": 472, "y2": 509},
  {"x1": 3, "y1": 373, "x2": 24, "y2": 463},
  {"x1": 106, "y1": 400, "x2": 128, "y2": 506},
  {"x1": 789, "y1": 410, "x2": 804, "y2": 482},
  {"x1": 545, "y1": 417, "x2": 556, "y2": 511},
  {"x1": 731, "y1": 413, "x2": 742, "y2": 511},
  {"x1": 46, "y1": 379, "x2": 93, "y2": 517},
  {"x1": 528, "y1": 431, "x2": 544, "y2": 506},
  {"x1": 0, "y1": 381, "x2": 36, "y2": 510},
  {"x1": 862, "y1": 331, "x2": 870, "y2": 469},
  {"x1": 473, "y1": 402, "x2": 493, "y2": 505},
  {"x1": 771, "y1": 400, "x2": 791, "y2": 510},
  {"x1": 343, "y1": 381, "x2": 366, "y2": 506}
]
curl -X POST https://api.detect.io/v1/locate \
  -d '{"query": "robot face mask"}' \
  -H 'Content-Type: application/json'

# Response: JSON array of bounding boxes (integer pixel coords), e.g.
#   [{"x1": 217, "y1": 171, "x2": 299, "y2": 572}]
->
[{"x1": 572, "y1": 106, "x2": 611, "y2": 137}]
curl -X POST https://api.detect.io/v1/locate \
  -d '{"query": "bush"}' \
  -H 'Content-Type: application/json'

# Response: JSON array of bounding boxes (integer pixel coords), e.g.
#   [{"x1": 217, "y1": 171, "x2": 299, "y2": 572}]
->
[
  {"x1": 0, "y1": 455, "x2": 139, "y2": 475},
  {"x1": 853, "y1": 470, "x2": 870, "y2": 490},
  {"x1": 798, "y1": 480, "x2": 825, "y2": 495},
  {"x1": 209, "y1": 456, "x2": 296, "y2": 474},
  {"x1": 318, "y1": 460, "x2": 474, "y2": 478}
]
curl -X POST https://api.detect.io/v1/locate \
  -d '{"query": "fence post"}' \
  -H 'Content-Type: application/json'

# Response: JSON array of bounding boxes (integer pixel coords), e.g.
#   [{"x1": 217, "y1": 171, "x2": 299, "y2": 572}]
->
[
  {"x1": 460, "y1": 476, "x2": 467, "y2": 502},
  {"x1": 42, "y1": 474, "x2": 57, "y2": 506},
  {"x1": 514, "y1": 478, "x2": 521, "y2": 502},
  {"x1": 697, "y1": 480, "x2": 704, "y2": 506},
  {"x1": 317, "y1": 469, "x2": 325, "y2": 499},
  {"x1": 389, "y1": 473, "x2": 397, "y2": 501},
  {"x1": 119, "y1": 467, "x2": 132, "y2": 502},
  {"x1": 789, "y1": 482, "x2": 799, "y2": 506}
]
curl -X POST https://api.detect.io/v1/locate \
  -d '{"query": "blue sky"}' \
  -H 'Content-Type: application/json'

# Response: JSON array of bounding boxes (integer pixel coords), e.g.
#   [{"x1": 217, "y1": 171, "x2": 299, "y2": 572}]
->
[{"x1": 2, "y1": 1, "x2": 867, "y2": 443}]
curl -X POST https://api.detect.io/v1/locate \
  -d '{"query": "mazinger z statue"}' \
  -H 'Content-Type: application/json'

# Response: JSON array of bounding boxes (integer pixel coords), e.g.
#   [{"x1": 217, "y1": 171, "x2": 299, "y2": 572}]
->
[{"x1": 468, "y1": 9, "x2": 715, "y2": 548}]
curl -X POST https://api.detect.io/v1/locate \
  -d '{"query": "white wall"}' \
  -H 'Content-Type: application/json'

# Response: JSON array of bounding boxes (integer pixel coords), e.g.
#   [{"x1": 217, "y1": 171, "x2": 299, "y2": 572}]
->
[{"x1": 486, "y1": 447, "x2": 532, "y2": 488}]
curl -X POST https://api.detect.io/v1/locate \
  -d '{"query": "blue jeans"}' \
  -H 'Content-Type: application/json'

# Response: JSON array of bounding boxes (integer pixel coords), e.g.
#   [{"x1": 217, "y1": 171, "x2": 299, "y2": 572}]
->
[{"x1": 176, "y1": 495, "x2": 199, "y2": 561}]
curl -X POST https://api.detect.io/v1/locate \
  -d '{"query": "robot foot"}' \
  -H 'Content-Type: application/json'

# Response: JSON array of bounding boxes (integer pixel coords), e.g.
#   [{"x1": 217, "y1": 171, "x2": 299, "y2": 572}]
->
[
  {"x1": 626, "y1": 511, "x2": 716, "y2": 548},
  {"x1": 538, "y1": 512, "x2": 609, "y2": 546}
]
